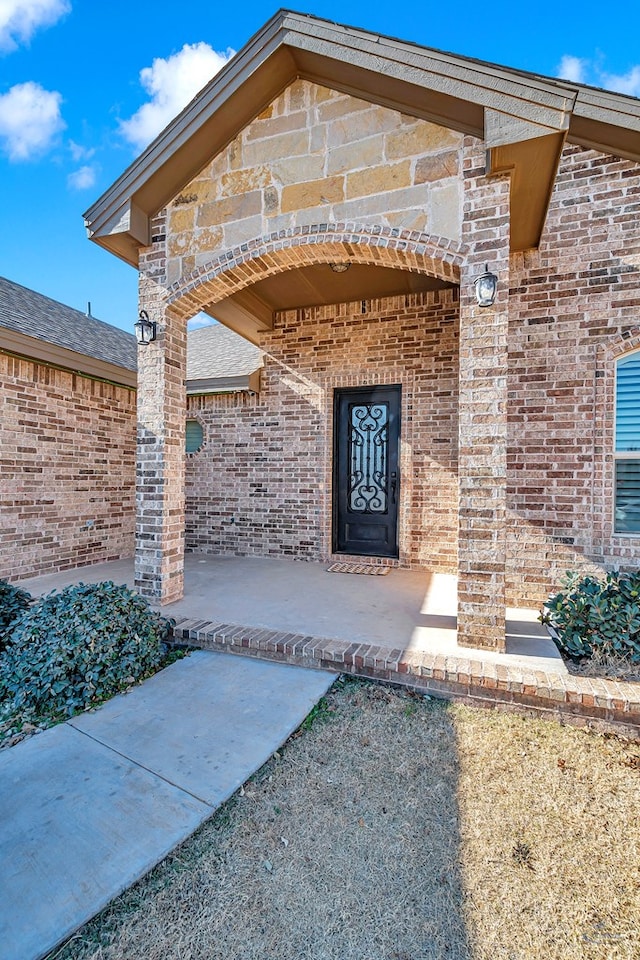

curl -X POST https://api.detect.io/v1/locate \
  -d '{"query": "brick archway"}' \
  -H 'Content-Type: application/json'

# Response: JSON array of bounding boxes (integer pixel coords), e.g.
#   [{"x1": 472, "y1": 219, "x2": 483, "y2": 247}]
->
[{"x1": 166, "y1": 224, "x2": 466, "y2": 320}]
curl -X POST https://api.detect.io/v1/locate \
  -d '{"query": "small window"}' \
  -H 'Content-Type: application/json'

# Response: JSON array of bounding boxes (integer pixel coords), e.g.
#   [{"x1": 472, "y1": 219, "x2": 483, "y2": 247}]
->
[
  {"x1": 186, "y1": 419, "x2": 204, "y2": 453},
  {"x1": 614, "y1": 352, "x2": 640, "y2": 534}
]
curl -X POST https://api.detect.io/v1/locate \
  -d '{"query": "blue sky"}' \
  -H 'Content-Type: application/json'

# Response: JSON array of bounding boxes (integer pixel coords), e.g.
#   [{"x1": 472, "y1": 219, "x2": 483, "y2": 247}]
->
[{"x1": 1, "y1": 0, "x2": 639, "y2": 333}]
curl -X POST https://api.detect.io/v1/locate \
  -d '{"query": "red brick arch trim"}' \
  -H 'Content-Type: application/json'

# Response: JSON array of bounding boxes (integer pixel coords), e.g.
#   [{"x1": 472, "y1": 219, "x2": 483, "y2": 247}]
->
[
  {"x1": 166, "y1": 224, "x2": 467, "y2": 320},
  {"x1": 599, "y1": 328, "x2": 640, "y2": 364}
]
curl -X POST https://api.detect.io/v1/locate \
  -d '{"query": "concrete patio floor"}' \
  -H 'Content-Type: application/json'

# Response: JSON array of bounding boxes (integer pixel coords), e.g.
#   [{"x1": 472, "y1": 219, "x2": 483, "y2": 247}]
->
[{"x1": 20, "y1": 554, "x2": 566, "y2": 675}]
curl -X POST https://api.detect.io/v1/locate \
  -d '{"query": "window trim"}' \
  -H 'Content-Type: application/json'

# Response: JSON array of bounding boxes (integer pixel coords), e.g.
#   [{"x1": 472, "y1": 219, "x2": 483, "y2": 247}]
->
[
  {"x1": 613, "y1": 348, "x2": 640, "y2": 536},
  {"x1": 186, "y1": 417, "x2": 205, "y2": 455}
]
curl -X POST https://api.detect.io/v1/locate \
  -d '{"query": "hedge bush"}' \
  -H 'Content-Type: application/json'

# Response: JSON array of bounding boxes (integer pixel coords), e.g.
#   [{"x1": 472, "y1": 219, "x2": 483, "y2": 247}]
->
[
  {"x1": 540, "y1": 570, "x2": 640, "y2": 663},
  {"x1": 0, "y1": 581, "x2": 172, "y2": 719},
  {"x1": 0, "y1": 580, "x2": 32, "y2": 652}
]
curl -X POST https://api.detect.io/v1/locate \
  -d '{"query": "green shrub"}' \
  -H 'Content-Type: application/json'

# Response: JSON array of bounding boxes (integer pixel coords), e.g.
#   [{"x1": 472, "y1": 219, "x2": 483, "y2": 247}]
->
[
  {"x1": 540, "y1": 570, "x2": 640, "y2": 663},
  {"x1": 0, "y1": 580, "x2": 32, "y2": 651},
  {"x1": 0, "y1": 581, "x2": 172, "y2": 719}
]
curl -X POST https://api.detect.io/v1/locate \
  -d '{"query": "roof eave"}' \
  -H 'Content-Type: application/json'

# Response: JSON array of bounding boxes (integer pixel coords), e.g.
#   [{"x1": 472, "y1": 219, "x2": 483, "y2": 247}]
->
[
  {"x1": 186, "y1": 369, "x2": 262, "y2": 395},
  {"x1": 0, "y1": 327, "x2": 137, "y2": 388}
]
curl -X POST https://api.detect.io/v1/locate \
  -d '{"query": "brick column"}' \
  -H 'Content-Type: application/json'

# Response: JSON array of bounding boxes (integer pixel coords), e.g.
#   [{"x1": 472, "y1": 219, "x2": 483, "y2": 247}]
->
[
  {"x1": 458, "y1": 159, "x2": 511, "y2": 650},
  {"x1": 136, "y1": 215, "x2": 186, "y2": 604}
]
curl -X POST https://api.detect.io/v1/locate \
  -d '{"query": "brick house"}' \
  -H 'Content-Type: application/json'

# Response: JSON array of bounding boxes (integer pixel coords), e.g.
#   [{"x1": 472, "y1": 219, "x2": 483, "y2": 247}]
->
[
  {"x1": 84, "y1": 11, "x2": 640, "y2": 652},
  {"x1": 0, "y1": 278, "x2": 260, "y2": 583},
  {"x1": 0, "y1": 276, "x2": 137, "y2": 581}
]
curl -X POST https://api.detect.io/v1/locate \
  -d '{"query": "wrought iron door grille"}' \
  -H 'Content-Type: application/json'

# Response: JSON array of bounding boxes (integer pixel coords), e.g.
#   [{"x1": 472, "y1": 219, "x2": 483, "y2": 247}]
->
[{"x1": 347, "y1": 402, "x2": 388, "y2": 514}]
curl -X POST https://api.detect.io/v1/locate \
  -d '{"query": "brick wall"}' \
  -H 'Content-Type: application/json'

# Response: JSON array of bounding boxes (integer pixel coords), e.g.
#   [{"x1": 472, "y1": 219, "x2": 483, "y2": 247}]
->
[
  {"x1": 507, "y1": 144, "x2": 640, "y2": 605},
  {"x1": 137, "y1": 211, "x2": 187, "y2": 603},
  {"x1": 0, "y1": 353, "x2": 136, "y2": 581},
  {"x1": 186, "y1": 289, "x2": 460, "y2": 570},
  {"x1": 457, "y1": 139, "x2": 510, "y2": 649}
]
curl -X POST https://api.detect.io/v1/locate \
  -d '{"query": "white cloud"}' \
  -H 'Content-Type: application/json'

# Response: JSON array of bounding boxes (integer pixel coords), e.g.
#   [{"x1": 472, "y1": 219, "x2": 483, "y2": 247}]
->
[
  {"x1": 557, "y1": 53, "x2": 640, "y2": 97},
  {"x1": 67, "y1": 163, "x2": 96, "y2": 190},
  {"x1": 0, "y1": 81, "x2": 65, "y2": 160},
  {"x1": 69, "y1": 139, "x2": 95, "y2": 162},
  {"x1": 0, "y1": 0, "x2": 70, "y2": 53},
  {"x1": 600, "y1": 65, "x2": 640, "y2": 97},
  {"x1": 120, "y1": 41, "x2": 235, "y2": 151},
  {"x1": 557, "y1": 55, "x2": 586, "y2": 84}
]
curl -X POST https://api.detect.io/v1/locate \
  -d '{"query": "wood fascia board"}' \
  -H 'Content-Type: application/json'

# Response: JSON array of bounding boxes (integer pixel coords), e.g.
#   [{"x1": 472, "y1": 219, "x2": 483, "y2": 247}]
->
[
  {"x1": 488, "y1": 130, "x2": 567, "y2": 251},
  {"x1": 86, "y1": 198, "x2": 150, "y2": 259},
  {"x1": 573, "y1": 87, "x2": 640, "y2": 130},
  {"x1": 282, "y1": 14, "x2": 576, "y2": 130},
  {"x1": 565, "y1": 86, "x2": 640, "y2": 162},
  {"x1": 567, "y1": 114, "x2": 640, "y2": 163},
  {"x1": 0, "y1": 327, "x2": 137, "y2": 388},
  {"x1": 485, "y1": 108, "x2": 571, "y2": 149},
  {"x1": 530, "y1": 77, "x2": 640, "y2": 161}
]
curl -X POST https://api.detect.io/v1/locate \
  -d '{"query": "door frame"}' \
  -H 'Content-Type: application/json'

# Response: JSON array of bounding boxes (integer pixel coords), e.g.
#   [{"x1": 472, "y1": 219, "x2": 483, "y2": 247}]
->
[{"x1": 331, "y1": 384, "x2": 401, "y2": 559}]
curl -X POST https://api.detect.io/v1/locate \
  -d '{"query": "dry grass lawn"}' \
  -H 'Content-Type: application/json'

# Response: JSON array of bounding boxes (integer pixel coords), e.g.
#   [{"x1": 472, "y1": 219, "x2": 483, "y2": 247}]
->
[{"x1": 50, "y1": 678, "x2": 640, "y2": 960}]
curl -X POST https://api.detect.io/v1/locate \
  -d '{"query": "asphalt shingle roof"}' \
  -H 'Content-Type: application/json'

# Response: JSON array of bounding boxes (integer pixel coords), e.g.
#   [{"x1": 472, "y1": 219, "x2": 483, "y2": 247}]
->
[
  {"x1": 0, "y1": 276, "x2": 137, "y2": 371},
  {"x1": 187, "y1": 323, "x2": 262, "y2": 380}
]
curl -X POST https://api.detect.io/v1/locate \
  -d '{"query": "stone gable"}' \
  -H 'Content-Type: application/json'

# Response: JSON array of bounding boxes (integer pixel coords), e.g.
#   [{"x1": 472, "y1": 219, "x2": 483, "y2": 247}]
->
[{"x1": 165, "y1": 80, "x2": 464, "y2": 286}]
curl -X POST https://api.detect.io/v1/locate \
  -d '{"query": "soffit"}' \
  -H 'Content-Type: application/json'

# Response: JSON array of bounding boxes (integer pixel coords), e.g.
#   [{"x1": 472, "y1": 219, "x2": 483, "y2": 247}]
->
[
  {"x1": 84, "y1": 10, "x2": 640, "y2": 266},
  {"x1": 197, "y1": 264, "x2": 453, "y2": 344},
  {"x1": 241, "y1": 262, "x2": 450, "y2": 311}
]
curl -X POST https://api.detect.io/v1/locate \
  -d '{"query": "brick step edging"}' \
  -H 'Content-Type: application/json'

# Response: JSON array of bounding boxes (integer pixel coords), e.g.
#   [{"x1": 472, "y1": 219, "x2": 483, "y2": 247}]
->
[{"x1": 170, "y1": 618, "x2": 640, "y2": 740}]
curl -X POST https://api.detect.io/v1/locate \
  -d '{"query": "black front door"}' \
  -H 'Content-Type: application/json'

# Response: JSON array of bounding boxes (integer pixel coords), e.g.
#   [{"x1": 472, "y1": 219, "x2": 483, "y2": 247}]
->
[{"x1": 333, "y1": 385, "x2": 401, "y2": 558}]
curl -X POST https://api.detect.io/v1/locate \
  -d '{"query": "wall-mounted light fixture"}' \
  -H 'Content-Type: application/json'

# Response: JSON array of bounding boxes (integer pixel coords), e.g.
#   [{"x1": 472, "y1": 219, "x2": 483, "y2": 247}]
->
[
  {"x1": 474, "y1": 265, "x2": 498, "y2": 307},
  {"x1": 134, "y1": 309, "x2": 157, "y2": 344},
  {"x1": 329, "y1": 262, "x2": 351, "y2": 274}
]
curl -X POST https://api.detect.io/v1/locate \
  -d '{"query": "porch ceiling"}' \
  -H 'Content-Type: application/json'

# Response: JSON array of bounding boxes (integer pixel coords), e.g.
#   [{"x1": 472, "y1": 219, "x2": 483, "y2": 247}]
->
[{"x1": 208, "y1": 263, "x2": 453, "y2": 336}]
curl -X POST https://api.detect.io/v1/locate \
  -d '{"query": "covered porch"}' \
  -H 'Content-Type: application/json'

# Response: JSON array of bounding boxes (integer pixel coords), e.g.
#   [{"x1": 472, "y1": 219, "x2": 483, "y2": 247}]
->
[{"x1": 81, "y1": 12, "x2": 588, "y2": 656}]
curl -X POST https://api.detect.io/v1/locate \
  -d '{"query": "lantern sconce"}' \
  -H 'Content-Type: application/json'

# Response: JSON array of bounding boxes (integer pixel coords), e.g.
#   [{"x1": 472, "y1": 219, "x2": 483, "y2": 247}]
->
[
  {"x1": 135, "y1": 309, "x2": 157, "y2": 344},
  {"x1": 474, "y1": 265, "x2": 498, "y2": 307},
  {"x1": 329, "y1": 262, "x2": 351, "y2": 274}
]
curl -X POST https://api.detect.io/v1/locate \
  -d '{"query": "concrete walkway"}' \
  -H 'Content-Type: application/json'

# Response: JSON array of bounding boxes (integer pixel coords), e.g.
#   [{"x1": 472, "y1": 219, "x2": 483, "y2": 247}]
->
[{"x1": 0, "y1": 651, "x2": 334, "y2": 960}]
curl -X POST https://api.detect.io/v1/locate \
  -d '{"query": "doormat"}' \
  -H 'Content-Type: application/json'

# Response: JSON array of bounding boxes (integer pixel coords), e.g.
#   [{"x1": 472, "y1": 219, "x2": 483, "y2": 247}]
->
[{"x1": 326, "y1": 562, "x2": 390, "y2": 576}]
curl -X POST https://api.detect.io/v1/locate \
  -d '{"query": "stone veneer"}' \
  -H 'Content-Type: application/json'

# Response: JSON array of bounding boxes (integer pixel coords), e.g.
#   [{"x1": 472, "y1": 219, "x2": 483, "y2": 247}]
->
[
  {"x1": 0, "y1": 352, "x2": 135, "y2": 580},
  {"x1": 165, "y1": 79, "x2": 463, "y2": 286}
]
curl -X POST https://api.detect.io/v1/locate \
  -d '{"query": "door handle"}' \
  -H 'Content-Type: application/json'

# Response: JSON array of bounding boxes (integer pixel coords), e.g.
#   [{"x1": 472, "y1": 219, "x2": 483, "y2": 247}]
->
[{"x1": 390, "y1": 471, "x2": 397, "y2": 504}]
